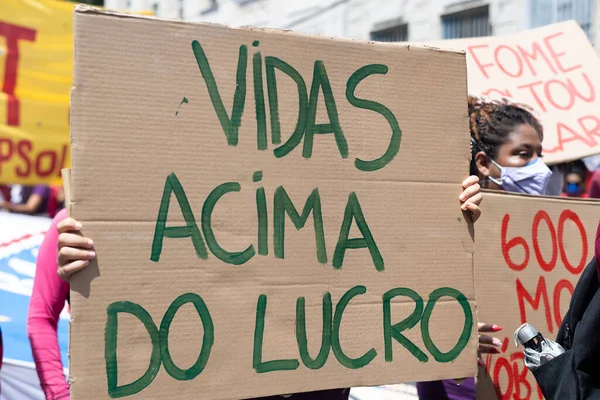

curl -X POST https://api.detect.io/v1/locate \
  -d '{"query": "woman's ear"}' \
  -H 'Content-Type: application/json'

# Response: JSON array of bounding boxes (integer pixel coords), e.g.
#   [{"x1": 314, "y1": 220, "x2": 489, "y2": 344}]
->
[{"x1": 475, "y1": 151, "x2": 491, "y2": 177}]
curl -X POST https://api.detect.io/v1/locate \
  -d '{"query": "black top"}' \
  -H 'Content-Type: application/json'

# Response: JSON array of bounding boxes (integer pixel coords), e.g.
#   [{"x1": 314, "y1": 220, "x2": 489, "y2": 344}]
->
[{"x1": 533, "y1": 258, "x2": 600, "y2": 399}]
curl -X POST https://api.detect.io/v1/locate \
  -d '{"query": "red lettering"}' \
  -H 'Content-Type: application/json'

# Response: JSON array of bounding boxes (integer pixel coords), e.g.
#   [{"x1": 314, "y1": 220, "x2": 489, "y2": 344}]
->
[
  {"x1": 0, "y1": 139, "x2": 64, "y2": 179},
  {"x1": 468, "y1": 44, "x2": 494, "y2": 78},
  {"x1": 543, "y1": 32, "x2": 582, "y2": 73},
  {"x1": 553, "y1": 279, "x2": 574, "y2": 327},
  {"x1": 517, "y1": 81, "x2": 546, "y2": 111},
  {"x1": 532, "y1": 211, "x2": 557, "y2": 272},
  {"x1": 568, "y1": 72, "x2": 596, "y2": 103},
  {"x1": 578, "y1": 115, "x2": 600, "y2": 144},
  {"x1": 483, "y1": 88, "x2": 513, "y2": 97},
  {"x1": 544, "y1": 79, "x2": 576, "y2": 110},
  {"x1": 494, "y1": 356, "x2": 514, "y2": 400},
  {"x1": 489, "y1": 350, "x2": 543, "y2": 400},
  {"x1": 35, "y1": 150, "x2": 56, "y2": 177},
  {"x1": 516, "y1": 74, "x2": 594, "y2": 115},
  {"x1": 0, "y1": 21, "x2": 37, "y2": 126},
  {"x1": 547, "y1": 121, "x2": 597, "y2": 153},
  {"x1": 558, "y1": 210, "x2": 587, "y2": 274},
  {"x1": 0, "y1": 138, "x2": 14, "y2": 175},
  {"x1": 511, "y1": 352, "x2": 532, "y2": 400},
  {"x1": 16, "y1": 139, "x2": 32, "y2": 177},
  {"x1": 502, "y1": 214, "x2": 530, "y2": 271},
  {"x1": 516, "y1": 276, "x2": 553, "y2": 333},
  {"x1": 517, "y1": 42, "x2": 557, "y2": 76},
  {"x1": 495, "y1": 45, "x2": 524, "y2": 77}
]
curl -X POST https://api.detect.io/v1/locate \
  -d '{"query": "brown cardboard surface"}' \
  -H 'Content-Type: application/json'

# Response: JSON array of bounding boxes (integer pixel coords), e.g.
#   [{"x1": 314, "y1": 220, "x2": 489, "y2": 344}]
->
[
  {"x1": 69, "y1": 7, "x2": 476, "y2": 399},
  {"x1": 403, "y1": 21, "x2": 600, "y2": 165},
  {"x1": 474, "y1": 191, "x2": 600, "y2": 399}
]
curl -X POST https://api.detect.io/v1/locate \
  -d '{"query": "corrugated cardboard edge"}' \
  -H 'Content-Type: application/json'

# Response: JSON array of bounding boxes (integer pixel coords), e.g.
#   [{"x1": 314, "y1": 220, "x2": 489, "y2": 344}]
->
[
  {"x1": 62, "y1": 168, "x2": 72, "y2": 217},
  {"x1": 61, "y1": 167, "x2": 74, "y2": 387},
  {"x1": 482, "y1": 188, "x2": 600, "y2": 204},
  {"x1": 73, "y1": 5, "x2": 465, "y2": 56}
]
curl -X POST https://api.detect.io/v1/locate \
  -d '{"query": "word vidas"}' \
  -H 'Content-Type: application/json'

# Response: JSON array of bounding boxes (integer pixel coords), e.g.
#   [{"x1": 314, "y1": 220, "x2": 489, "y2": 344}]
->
[{"x1": 191, "y1": 39, "x2": 402, "y2": 172}]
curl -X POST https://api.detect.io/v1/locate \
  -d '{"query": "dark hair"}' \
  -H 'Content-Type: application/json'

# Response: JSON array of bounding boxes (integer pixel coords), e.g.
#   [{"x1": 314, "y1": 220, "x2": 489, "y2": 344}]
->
[
  {"x1": 469, "y1": 95, "x2": 543, "y2": 175},
  {"x1": 566, "y1": 160, "x2": 588, "y2": 182}
]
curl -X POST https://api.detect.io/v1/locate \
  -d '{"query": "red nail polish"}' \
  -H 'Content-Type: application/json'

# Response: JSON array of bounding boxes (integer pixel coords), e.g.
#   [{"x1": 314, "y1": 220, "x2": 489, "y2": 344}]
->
[
  {"x1": 491, "y1": 347, "x2": 501, "y2": 354},
  {"x1": 477, "y1": 359, "x2": 485, "y2": 367},
  {"x1": 492, "y1": 325, "x2": 503, "y2": 332}
]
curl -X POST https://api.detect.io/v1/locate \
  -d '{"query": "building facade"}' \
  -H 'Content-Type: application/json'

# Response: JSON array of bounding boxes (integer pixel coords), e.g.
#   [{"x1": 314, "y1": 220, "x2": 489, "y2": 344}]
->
[{"x1": 105, "y1": 0, "x2": 599, "y2": 45}]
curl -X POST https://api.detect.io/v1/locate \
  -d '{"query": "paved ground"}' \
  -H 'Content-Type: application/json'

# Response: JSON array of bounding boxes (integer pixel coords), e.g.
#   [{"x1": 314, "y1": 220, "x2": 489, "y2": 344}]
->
[{"x1": 350, "y1": 384, "x2": 418, "y2": 400}]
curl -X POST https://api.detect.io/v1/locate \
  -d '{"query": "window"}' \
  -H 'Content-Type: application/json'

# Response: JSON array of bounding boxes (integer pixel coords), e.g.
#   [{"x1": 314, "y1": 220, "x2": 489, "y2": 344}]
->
[
  {"x1": 370, "y1": 24, "x2": 409, "y2": 42},
  {"x1": 232, "y1": 0, "x2": 260, "y2": 5},
  {"x1": 442, "y1": 5, "x2": 491, "y2": 39},
  {"x1": 200, "y1": 0, "x2": 218, "y2": 14},
  {"x1": 71, "y1": 0, "x2": 104, "y2": 5},
  {"x1": 529, "y1": 0, "x2": 594, "y2": 41}
]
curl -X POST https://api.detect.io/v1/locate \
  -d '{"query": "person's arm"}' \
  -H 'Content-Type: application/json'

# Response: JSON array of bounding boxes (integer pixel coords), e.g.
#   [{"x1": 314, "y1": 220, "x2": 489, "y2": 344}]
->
[
  {"x1": 27, "y1": 209, "x2": 71, "y2": 400},
  {"x1": 8, "y1": 186, "x2": 50, "y2": 214}
]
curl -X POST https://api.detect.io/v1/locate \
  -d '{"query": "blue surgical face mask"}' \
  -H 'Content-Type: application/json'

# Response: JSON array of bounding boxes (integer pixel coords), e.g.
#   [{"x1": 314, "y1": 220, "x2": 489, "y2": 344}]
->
[
  {"x1": 489, "y1": 158, "x2": 552, "y2": 195},
  {"x1": 566, "y1": 182, "x2": 581, "y2": 196}
]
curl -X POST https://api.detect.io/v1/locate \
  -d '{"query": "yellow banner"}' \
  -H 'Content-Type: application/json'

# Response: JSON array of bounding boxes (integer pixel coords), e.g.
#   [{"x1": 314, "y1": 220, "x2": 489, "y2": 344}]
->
[{"x1": 0, "y1": 0, "x2": 151, "y2": 185}]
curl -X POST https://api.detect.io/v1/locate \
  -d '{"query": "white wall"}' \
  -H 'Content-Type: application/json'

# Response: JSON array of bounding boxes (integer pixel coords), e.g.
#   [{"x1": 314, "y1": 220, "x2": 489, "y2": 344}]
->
[
  {"x1": 182, "y1": 0, "x2": 525, "y2": 40},
  {"x1": 106, "y1": 0, "x2": 598, "y2": 45}
]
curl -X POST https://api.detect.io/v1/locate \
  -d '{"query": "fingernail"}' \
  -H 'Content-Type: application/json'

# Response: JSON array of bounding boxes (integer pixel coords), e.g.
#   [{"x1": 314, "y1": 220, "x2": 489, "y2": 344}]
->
[
  {"x1": 493, "y1": 338, "x2": 502, "y2": 347},
  {"x1": 83, "y1": 260, "x2": 89, "y2": 266},
  {"x1": 491, "y1": 347, "x2": 501, "y2": 354},
  {"x1": 88, "y1": 251, "x2": 96, "y2": 259},
  {"x1": 477, "y1": 359, "x2": 485, "y2": 367},
  {"x1": 75, "y1": 222, "x2": 82, "y2": 229},
  {"x1": 492, "y1": 325, "x2": 503, "y2": 332},
  {"x1": 459, "y1": 194, "x2": 465, "y2": 201},
  {"x1": 87, "y1": 239, "x2": 94, "y2": 246}
]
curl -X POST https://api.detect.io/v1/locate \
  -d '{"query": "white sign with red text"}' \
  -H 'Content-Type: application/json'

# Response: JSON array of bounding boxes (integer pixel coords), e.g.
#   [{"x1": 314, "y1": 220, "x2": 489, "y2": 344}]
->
[{"x1": 407, "y1": 21, "x2": 600, "y2": 165}]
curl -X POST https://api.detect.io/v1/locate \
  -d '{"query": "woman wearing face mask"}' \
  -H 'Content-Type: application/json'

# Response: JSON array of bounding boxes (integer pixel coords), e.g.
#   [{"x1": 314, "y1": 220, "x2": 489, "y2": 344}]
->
[
  {"x1": 416, "y1": 95, "x2": 551, "y2": 400},
  {"x1": 468, "y1": 96, "x2": 551, "y2": 195}
]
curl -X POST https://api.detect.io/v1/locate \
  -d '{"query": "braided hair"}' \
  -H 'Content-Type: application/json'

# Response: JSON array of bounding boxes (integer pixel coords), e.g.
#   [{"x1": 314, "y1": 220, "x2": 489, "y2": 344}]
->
[{"x1": 468, "y1": 95, "x2": 543, "y2": 176}]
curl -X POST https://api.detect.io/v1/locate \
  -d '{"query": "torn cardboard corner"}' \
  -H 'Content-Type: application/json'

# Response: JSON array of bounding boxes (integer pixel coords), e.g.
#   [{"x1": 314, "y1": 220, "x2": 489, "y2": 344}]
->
[
  {"x1": 61, "y1": 168, "x2": 72, "y2": 216},
  {"x1": 475, "y1": 191, "x2": 600, "y2": 399},
  {"x1": 401, "y1": 21, "x2": 600, "y2": 165},
  {"x1": 69, "y1": 8, "x2": 476, "y2": 400}
]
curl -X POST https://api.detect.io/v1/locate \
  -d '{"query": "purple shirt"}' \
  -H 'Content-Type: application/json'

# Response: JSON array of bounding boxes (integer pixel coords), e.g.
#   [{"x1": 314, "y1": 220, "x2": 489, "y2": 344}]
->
[
  {"x1": 253, "y1": 389, "x2": 349, "y2": 400},
  {"x1": 416, "y1": 378, "x2": 475, "y2": 400},
  {"x1": 16, "y1": 185, "x2": 51, "y2": 215}
]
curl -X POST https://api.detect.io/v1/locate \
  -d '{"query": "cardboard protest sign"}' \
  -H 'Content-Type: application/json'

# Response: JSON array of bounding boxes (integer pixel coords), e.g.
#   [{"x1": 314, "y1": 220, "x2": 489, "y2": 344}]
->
[
  {"x1": 69, "y1": 8, "x2": 477, "y2": 399},
  {"x1": 475, "y1": 191, "x2": 600, "y2": 399},
  {"x1": 405, "y1": 21, "x2": 600, "y2": 165}
]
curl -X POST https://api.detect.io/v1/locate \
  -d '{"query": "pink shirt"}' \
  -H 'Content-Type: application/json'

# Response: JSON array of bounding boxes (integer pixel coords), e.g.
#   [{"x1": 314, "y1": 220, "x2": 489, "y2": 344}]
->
[{"x1": 28, "y1": 209, "x2": 70, "y2": 399}]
